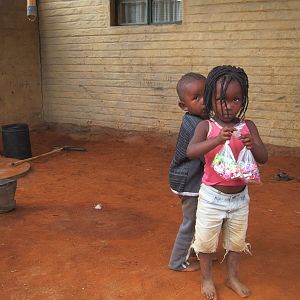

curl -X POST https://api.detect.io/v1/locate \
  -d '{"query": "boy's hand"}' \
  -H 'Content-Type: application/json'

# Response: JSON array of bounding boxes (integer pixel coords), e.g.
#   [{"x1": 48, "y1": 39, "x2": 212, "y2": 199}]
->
[
  {"x1": 240, "y1": 134, "x2": 252, "y2": 149},
  {"x1": 217, "y1": 127, "x2": 236, "y2": 144}
]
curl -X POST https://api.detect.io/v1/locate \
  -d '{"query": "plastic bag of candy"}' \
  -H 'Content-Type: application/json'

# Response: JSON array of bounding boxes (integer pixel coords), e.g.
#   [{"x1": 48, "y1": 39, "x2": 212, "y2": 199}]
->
[
  {"x1": 212, "y1": 141, "x2": 241, "y2": 180},
  {"x1": 237, "y1": 147, "x2": 260, "y2": 183}
]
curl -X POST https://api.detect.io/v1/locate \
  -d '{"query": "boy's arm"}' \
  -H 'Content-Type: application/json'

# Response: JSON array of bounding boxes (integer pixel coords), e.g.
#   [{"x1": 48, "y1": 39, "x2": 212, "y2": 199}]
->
[
  {"x1": 174, "y1": 115, "x2": 205, "y2": 163},
  {"x1": 242, "y1": 120, "x2": 268, "y2": 164}
]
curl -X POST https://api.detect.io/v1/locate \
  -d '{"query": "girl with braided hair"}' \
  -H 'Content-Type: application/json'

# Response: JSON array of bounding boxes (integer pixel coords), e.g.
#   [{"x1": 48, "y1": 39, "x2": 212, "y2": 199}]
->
[{"x1": 187, "y1": 65, "x2": 268, "y2": 299}]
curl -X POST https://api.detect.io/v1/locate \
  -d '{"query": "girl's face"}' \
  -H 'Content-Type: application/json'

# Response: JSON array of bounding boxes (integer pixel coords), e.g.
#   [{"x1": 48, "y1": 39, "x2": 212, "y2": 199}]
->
[{"x1": 212, "y1": 79, "x2": 243, "y2": 123}]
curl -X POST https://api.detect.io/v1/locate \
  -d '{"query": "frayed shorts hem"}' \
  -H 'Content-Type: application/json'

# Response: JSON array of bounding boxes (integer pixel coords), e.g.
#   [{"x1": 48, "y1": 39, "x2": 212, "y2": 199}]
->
[{"x1": 193, "y1": 183, "x2": 250, "y2": 258}]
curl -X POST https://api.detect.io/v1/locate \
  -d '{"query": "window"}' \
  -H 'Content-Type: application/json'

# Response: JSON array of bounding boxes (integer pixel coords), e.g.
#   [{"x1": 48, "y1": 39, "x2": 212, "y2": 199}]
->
[{"x1": 111, "y1": 0, "x2": 182, "y2": 26}]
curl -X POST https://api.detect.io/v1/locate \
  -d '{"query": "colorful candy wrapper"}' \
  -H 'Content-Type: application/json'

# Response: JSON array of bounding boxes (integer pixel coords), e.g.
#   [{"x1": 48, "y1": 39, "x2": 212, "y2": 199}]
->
[
  {"x1": 212, "y1": 141, "x2": 241, "y2": 180},
  {"x1": 237, "y1": 147, "x2": 260, "y2": 183}
]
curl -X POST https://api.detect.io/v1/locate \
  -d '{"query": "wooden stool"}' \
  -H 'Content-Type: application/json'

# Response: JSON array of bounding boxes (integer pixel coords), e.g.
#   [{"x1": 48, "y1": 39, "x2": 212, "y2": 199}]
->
[{"x1": 0, "y1": 157, "x2": 30, "y2": 213}]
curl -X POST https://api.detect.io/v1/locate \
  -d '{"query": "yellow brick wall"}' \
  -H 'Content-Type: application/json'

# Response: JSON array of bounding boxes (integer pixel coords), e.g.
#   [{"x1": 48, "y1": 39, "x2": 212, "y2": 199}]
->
[
  {"x1": 0, "y1": 1, "x2": 43, "y2": 126},
  {"x1": 38, "y1": 0, "x2": 300, "y2": 147}
]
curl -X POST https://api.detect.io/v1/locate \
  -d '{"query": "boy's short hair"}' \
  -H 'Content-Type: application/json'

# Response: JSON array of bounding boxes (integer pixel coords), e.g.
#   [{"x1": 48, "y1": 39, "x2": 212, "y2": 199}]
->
[{"x1": 176, "y1": 72, "x2": 206, "y2": 102}]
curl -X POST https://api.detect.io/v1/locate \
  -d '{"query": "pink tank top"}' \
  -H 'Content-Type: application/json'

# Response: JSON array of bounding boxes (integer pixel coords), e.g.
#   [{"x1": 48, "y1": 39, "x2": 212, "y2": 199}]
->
[{"x1": 202, "y1": 119, "x2": 250, "y2": 186}]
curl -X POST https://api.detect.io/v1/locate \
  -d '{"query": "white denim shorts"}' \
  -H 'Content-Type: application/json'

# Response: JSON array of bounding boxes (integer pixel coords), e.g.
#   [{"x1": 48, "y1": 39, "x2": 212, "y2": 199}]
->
[{"x1": 192, "y1": 183, "x2": 251, "y2": 256}]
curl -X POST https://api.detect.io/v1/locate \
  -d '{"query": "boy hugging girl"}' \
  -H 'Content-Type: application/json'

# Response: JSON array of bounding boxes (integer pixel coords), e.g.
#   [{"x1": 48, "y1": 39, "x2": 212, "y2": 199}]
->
[{"x1": 169, "y1": 66, "x2": 268, "y2": 300}]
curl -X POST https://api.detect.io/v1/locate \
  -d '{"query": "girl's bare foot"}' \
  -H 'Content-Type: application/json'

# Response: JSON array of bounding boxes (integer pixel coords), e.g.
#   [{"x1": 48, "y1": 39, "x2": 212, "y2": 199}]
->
[
  {"x1": 226, "y1": 277, "x2": 251, "y2": 298},
  {"x1": 180, "y1": 260, "x2": 200, "y2": 272},
  {"x1": 201, "y1": 279, "x2": 217, "y2": 300}
]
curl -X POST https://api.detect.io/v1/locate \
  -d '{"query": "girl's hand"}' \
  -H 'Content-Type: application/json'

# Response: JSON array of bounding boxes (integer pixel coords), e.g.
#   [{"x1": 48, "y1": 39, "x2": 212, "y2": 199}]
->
[
  {"x1": 217, "y1": 127, "x2": 236, "y2": 144},
  {"x1": 240, "y1": 134, "x2": 252, "y2": 149}
]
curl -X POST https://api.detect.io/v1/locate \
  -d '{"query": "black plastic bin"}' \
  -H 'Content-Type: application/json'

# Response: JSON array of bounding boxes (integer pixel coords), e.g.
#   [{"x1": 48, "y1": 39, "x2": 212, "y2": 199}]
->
[{"x1": 2, "y1": 123, "x2": 32, "y2": 159}]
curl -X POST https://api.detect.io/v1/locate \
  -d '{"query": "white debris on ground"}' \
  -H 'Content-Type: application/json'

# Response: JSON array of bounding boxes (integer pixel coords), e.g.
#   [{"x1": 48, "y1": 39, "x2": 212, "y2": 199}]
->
[{"x1": 95, "y1": 203, "x2": 102, "y2": 210}]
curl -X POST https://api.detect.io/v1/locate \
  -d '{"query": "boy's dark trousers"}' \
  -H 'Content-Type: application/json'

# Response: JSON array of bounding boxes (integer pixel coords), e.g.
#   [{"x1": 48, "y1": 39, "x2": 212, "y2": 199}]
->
[{"x1": 168, "y1": 195, "x2": 198, "y2": 271}]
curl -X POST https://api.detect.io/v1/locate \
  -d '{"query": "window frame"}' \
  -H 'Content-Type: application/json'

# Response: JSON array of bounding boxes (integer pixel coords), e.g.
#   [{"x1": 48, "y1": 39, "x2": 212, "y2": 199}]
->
[{"x1": 111, "y1": 0, "x2": 182, "y2": 26}]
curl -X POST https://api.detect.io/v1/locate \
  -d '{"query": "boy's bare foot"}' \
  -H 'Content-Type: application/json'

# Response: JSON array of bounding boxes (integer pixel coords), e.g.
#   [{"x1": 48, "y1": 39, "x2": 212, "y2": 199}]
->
[
  {"x1": 226, "y1": 277, "x2": 251, "y2": 298},
  {"x1": 201, "y1": 279, "x2": 217, "y2": 300},
  {"x1": 180, "y1": 260, "x2": 200, "y2": 272}
]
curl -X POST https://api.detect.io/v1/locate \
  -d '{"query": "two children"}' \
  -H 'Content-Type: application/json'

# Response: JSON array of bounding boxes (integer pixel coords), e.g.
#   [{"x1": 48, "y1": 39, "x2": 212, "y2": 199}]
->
[
  {"x1": 187, "y1": 65, "x2": 268, "y2": 299},
  {"x1": 168, "y1": 72, "x2": 207, "y2": 272},
  {"x1": 169, "y1": 66, "x2": 268, "y2": 299}
]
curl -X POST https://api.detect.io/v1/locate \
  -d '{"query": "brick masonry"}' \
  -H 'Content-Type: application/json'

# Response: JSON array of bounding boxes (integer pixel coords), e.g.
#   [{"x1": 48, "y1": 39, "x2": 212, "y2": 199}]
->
[
  {"x1": 38, "y1": 0, "x2": 300, "y2": 147},
  {"x1": 0, "y1": 0, "x2": 43, "y2": 126}
]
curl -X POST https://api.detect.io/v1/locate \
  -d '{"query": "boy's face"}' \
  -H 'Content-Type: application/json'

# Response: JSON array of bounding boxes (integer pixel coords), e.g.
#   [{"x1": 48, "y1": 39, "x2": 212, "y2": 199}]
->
[{"x1": 179, "y1": 79, "x2": 206, "y2": 118}]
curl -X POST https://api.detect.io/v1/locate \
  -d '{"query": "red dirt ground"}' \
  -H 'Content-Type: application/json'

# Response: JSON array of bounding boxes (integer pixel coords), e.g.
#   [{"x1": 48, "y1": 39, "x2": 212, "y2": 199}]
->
[{"x1": 0, "y1": 127, "x2": 299, "y2": 300}]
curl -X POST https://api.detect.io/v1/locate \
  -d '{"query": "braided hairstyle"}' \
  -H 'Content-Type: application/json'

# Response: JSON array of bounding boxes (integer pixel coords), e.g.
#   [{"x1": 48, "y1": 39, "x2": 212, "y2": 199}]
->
[
  {"x1": 176, "y1": 72, "x2": 206, "y2": 102},
  {"x1": 204, "y1": 65, "x2": 249, "y2": 120}
]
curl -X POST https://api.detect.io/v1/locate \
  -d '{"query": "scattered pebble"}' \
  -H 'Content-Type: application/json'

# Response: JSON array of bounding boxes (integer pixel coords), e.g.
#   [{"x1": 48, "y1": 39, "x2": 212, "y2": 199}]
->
[
  {"x1": 95, "y1": 204, "x2": 102, "y2": 210},
  {"x1": 272, "y1": 171, "x2": 294, "y2": 181}
]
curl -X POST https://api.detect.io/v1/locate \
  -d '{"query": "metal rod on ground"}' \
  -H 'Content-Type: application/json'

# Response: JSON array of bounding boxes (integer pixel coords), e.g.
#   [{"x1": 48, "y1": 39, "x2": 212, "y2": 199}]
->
[
  {"x1": 11, "y1": 147, "x2": 64, "y2": 166},
  {"x1": 10, "y1": 146, "x2": 87, "y2": 167}
]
